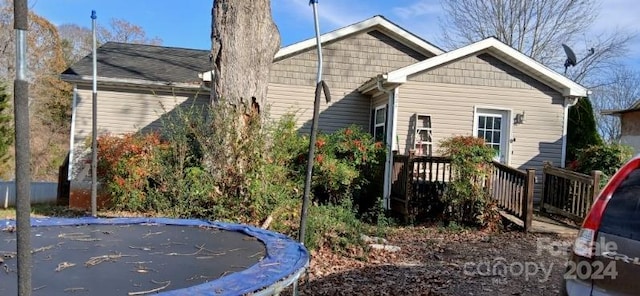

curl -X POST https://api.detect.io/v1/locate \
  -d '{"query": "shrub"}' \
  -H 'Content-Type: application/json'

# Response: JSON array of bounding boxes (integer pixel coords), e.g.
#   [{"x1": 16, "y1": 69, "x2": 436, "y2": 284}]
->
[
  {"x1": 567, "y1": 98, "x2": 602, "y2": 164},
  {"x1": 97, "y1": 101, "x2": 387, "y2": 251},
  {"x1": 97, "y1": 132, "x2": 167, "y2": 211},
  {"x1": 305, "y1": 198, "x2": 364, "y2": 251},
  {"x1": 147, "y1": 102, "x2": 304, "y2": 224},
  {"x1": 439, "y1": 135, "x2": 499, "y2": 228},
  {"x1": 302, "y1": 126, "x2": 386, "y2": 206},
  {"x1": 573, "y1": 143, "x2": 633, "y2": 185}
]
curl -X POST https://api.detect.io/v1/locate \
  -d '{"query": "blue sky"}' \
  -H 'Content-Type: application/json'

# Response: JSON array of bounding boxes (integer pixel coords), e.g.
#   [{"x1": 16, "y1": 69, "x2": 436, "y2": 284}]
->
[{"x1": 32, "y1": 0, "x2": 640, "y2": 63}]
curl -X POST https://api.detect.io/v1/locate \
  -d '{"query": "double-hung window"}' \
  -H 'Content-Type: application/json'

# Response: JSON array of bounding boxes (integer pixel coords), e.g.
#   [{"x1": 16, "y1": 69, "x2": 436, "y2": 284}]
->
[{"x1": 373, "y1": 105, "x2": 387, "y2": 143}]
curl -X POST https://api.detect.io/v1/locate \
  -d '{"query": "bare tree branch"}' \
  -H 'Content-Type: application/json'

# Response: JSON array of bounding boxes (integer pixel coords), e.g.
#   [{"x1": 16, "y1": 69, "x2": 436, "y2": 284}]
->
[
  {"x1": 440, "y1": 0, "x2": 597, "y2": 64},
  {"x1": 590, "y1": 66, "x2": 640, "y2": 142}
]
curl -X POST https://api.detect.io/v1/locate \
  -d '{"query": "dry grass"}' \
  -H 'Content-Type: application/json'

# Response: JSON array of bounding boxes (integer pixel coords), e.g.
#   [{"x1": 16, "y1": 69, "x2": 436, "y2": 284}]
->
[
  {"x1": 4, "y1": 118, "x2": 69, "y2": 181},
  {"x1": 0, "y1": 203, "x2": 148, "y2": 220}
]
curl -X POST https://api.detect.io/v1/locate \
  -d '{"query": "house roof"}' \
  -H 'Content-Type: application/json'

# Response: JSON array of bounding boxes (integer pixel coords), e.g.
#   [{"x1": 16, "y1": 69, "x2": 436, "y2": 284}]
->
[
  {"x1": 602, "y1": 100, "x2": 640, "y2": 116},
  {"x1": 362, "y1": 37, "x2": 589, "y2": 97},
  {"x1": 274, "y1": 15, "x2": 444, "y2": 60},
  {"x1": 66, "y1": 15, "x2": 445, "y2": 86},
  {"x1": 61, "y1": 42, "x2": 210, "y2": 88}
]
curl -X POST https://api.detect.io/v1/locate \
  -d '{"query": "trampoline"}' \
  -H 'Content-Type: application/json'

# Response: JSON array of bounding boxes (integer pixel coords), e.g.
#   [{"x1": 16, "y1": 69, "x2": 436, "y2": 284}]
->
[{"x1": 0, "y1": 218, "x2": 309, "y2": 295}]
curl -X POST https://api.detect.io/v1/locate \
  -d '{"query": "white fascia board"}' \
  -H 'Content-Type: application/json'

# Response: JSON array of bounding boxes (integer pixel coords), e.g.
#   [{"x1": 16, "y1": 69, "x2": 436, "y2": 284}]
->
[
  {"x1": 61, "y1": 74, "x2": 202, "y2": 90},
  {"x1": 489, "y1": 41, "x2": 588, "y2": 97},
  {"x1": 275, "y1": 16, "x2": 443, "y2": 60}
]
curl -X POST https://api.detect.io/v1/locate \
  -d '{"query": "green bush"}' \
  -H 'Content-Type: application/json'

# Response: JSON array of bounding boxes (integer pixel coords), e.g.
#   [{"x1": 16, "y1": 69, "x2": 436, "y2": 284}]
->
[
  {"x1": 305, "y1": 198, "x2": 364, "y2": 251},
  {"x1": 148, "y1": 101, "x2": 301, "y2": 224},
  {"x1": 567, "y1": 98, "x2": 602, "y2": 164},
  {"x1": 302, "y1": 126, "x2": 386, "y2": 206},
  {"x1": 572, "y1": 143, "x2": 633, "y2": 185},
  {"x1": 439, "y1": 135, "x2": 499, "y2": 228},
  {"x1": 97, "y1": 101, "x2": 388, "y2": 251}
]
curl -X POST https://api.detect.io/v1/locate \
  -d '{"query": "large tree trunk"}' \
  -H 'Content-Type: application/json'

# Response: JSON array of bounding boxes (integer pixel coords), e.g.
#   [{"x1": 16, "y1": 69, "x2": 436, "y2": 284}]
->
[{"x1": 211, "y1": 0, "x2": 280, "y2": 113}]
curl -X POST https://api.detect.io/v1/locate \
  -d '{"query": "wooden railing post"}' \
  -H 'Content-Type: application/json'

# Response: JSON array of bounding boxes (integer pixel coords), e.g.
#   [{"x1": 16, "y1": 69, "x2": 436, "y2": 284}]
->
[
  {"x1": 523, "y1": 168, "x2": 536, "y2": 232},
  {"x1": 403, "y1": 154, "x2": 412, "y2": 220},
  {"x1": 541, "y1": 161, "x2": 552, "y2": 212},
  {"x1": 591, "y1": 170, "x2": 602, "y2": 202}
]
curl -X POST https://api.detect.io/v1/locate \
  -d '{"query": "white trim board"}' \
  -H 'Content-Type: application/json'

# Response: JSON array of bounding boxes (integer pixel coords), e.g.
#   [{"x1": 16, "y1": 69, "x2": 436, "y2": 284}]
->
[
  {"x1": 472, "y1": 106, "x2": 513, "y2": 165},
  {"x1": 274, "y1": 15, "x2": 444, "y2": 60}
]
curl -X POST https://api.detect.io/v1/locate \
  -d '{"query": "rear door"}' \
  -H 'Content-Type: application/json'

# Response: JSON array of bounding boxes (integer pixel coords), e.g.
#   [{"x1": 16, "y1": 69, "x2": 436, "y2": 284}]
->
[{"x1": 592, "y1": 168, "x2": 640, "y2": 294}]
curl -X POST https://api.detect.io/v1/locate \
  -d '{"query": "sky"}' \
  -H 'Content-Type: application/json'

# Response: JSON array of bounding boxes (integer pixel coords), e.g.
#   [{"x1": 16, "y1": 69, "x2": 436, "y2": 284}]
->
[{"x1": 30, "y1": 0, "x2": 640, "y2": 65}]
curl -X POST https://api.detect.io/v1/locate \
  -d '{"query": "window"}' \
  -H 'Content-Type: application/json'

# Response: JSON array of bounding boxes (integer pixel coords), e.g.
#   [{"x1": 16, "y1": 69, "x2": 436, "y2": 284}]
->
[
  {"x1": 474, "y1": 109, "x2": 510, "y2": 164},
  {"x1": 374, "y1": 105, "x2": 386, "y2": 142},
  {"x1": 414, "y1": 114, "x2": 432, "y2": 156},
  {"x1": 600, "y1": 168, "x2": 640, "y2": 240},
  {"x1": 477, "y1": 115, "x2": 502, "y2": 154}
]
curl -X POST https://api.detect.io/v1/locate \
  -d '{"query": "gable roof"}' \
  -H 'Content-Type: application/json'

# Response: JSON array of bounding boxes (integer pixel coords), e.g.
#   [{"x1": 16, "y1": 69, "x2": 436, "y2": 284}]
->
[
  {"x1": 602, "y1": 99, "x2": 640, "y2": 116},
  {"x1": 378, "y1": 37, "x2": 588, "y2": 97},
  {"x1": 274, "y1": 15, "x2": 444, "y2": 60},
  {"x1": 61, "y1": 42, "x2": 210, "y2": 88}
]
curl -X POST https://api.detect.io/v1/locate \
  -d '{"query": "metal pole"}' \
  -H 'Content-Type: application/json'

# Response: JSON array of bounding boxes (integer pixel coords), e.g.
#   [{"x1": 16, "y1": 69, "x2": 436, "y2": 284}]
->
[
  {"x1": 90, "y1": 10, "x2": 98, "y2": 217},
  {"x1": 298, "y1": 0, "x2": 324, "y2": 246},
  {"x1": 298, "y1": 83, "x2": 322, "y2": 245},
  {"x1": 296, "y1": 2, "x2": 325, "y2": 295},
  {"x1": 311, "y1": 2, "x2": 323, "y2": 84},
  {"x1": 67, "y1": 85, "x2": 78, "y2": 181},
  {"x1": 13, "y1": 0, "x2": 32, "y2": 295}
]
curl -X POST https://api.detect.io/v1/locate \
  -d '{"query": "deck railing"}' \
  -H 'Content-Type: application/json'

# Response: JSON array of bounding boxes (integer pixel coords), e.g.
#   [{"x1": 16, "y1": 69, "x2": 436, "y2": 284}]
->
[
  {"x1": 541, "y1": 163, "x2": 602, "y2": 223},
  {"x1": 391, "y1": 155, "x2": 536, "y2": 230},
  {"x1": 390, "y1": 154, "x2": 452, "y2": 220},
  {"x1": 488, "y1": 161, "x2": 535, "y2": 231}
]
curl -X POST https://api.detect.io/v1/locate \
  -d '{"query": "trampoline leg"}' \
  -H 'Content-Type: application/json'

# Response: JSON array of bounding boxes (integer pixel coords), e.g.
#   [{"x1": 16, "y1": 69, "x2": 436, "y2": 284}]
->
[{"x1": 292, "y1": 280, "x2": 299, "y2": 296}]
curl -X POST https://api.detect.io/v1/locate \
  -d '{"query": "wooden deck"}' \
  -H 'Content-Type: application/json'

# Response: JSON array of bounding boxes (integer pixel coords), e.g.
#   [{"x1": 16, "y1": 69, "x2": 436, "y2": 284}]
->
[{"x1": 500, "y1": 210, "x2": 578, "y2": 237}]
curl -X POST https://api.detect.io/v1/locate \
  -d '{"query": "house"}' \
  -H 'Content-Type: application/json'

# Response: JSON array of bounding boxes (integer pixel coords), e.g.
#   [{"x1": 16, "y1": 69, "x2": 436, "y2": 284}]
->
[
  {"x1": 602, "y1": 100, "x2": 640, "y2": 153},
  {"x1": 61, "y1": 15, "x2": 589, "y2": 208}
]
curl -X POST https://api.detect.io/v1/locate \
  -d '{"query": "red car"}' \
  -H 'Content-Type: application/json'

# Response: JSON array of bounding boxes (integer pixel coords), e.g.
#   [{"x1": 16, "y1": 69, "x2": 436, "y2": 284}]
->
[{"x1": 562, "y1": 156, "x2": 640, "y2": 295}]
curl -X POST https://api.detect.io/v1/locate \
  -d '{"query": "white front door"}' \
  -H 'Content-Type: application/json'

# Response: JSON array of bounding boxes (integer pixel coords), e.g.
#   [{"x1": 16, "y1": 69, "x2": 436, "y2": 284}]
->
[{"x1": 475, "y1": 109, "x2": 510, "y2": 164}]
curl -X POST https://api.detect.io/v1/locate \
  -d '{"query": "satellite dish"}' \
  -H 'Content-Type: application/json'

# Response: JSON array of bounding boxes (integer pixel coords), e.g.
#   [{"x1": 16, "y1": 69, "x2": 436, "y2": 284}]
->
[
  {"x1": 562, "y1": 43, "x2": 595, "y2": 75},
  {"x1": 562, "y1": 44, "x2": 577, "y2": 67}
]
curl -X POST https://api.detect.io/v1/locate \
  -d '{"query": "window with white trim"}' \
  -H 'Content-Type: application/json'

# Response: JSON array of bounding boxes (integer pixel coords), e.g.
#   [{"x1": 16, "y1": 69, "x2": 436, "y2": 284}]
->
[
  {"x1": 414, "y1": 114, "x2": 433, "y2": 156},
  {"x1": 474, "y1": 109, "x2": 509, "y2": 163},
  {"x1": 374, "y1": 105, "x2": 386, "y2": 143}
]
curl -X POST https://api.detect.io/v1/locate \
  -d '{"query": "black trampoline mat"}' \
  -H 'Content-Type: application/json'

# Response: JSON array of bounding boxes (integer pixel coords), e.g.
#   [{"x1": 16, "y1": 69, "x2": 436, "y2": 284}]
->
[{"x1": 0, "y1": 224, "x2": 266, "y2": 295}]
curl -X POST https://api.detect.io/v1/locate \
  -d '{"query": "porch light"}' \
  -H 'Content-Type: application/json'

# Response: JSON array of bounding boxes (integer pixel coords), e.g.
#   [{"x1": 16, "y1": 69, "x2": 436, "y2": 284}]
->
[{"x1": 515, "y1": 111, "x2": 526, "y2": 124}]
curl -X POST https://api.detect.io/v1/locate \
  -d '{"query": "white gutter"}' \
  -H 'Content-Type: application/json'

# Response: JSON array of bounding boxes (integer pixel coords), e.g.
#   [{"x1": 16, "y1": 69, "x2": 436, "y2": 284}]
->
[
  {"x1": 377, "y1": 79, "x2": 396, "y2": 210},
  {"x1": 561, "y1": 96, "x2": 580, "y2": 168},
  {"x1": 392, "y1": 88, "x2": 399, "y2": 151},
  {"x1": 60, "y1": 74, "x2": 202, "y2": 90},
  {"x1": 67, "y1": 84, "x2": 78, "y2": 181}
]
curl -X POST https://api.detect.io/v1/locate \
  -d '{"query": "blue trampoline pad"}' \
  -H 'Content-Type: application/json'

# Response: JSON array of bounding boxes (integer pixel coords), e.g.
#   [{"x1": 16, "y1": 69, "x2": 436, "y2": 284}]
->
[{"x1": 0, "y1": 218, "x2": 309, "y2": 295}]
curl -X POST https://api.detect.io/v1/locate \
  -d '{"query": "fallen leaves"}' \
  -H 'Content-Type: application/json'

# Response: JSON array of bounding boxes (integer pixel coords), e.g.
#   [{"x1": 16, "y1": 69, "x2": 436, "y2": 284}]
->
[{"x1": 289, "y1": 226, "x2": 575, "y2": 295}]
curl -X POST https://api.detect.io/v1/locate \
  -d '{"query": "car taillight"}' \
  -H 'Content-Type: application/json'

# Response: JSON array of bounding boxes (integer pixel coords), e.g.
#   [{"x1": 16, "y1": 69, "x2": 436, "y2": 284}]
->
[{"x1": 573, "y1": 156, "x2": 640, "y2": 258}]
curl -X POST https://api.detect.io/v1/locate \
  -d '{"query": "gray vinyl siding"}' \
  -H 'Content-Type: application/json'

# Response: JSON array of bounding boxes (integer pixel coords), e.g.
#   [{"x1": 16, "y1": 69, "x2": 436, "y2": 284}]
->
[
  {"x1": 397, "y1": 53, "x2": 566, "y2": 201},
  {"x1": 73, "y1": 86, "x2": 209, "y2": 145},
  {"x1": 268, "y1": 29, "x2": 428, "y2": 133},
  {"x1": 372, "y1": 93, "x2": 388, "y2": 108},
  {"x1": 267, "y1": 83, "x2": 370, "y2": 133}
]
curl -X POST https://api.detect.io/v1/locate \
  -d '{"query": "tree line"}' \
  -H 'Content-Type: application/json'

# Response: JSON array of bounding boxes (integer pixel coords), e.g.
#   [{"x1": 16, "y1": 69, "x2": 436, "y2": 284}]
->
[{"x1": 0, "y1": 0, "x2": 161, "y2": 180}]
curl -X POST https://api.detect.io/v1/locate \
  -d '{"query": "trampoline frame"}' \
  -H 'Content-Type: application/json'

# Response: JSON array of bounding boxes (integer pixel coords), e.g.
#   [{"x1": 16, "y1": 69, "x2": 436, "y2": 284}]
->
[{"x1": 1, "y1": 217, "x2": 309, "y2": 296}]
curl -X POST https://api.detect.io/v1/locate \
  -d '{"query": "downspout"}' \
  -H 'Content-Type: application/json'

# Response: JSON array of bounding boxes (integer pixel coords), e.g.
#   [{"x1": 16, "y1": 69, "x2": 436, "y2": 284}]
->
[
  {"x1": 561, "y1": 96, "x2": 580, "y2": 168},
  {"x1": 377, "y1": 78, "x2": 395, "y2": 210},
  {"x1": 67, "y1": 84, "x2": 78, "y2": 180}
]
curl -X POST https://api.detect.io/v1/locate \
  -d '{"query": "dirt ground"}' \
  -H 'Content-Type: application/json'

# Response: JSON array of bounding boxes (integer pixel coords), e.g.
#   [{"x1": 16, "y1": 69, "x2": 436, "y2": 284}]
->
[
  {"x1": 294, "y1": 226, "x2": 577, "y2": 296},
  {"x1": 1, "y1": 207, "x2": 577, "y2": 295}
]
